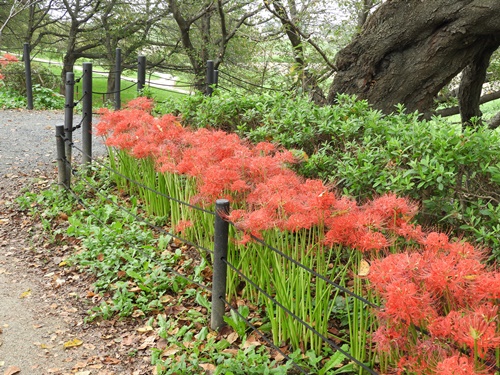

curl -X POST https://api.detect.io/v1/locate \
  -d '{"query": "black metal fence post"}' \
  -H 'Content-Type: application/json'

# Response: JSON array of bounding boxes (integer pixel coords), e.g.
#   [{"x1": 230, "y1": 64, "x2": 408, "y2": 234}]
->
[
  {"x1": 23, "y1": 43, "x2": 33, "y2": 110},
  {"x1": 206, "y1": 60, "x2": 215, "y2": 96},
  {"x1": 64, "y1": 72, "x2": 75, "y2": 187},
  {"x1": 137, "y1": 55, "x2": 146, "y2": 93},
  {"x1": 82, "y1": 62, "x2": 92, "y2": 164},
  {"x1": 211, "y1": 199, "x2": 230, "y2": 331},
  {"x1": 115, "y1": 48, "x2": 121, "y2": 110},
  {"x1": 56, "y1": 125, "x2": 67, "y2": 189},
  {"x1": 214, "y1": 69, "x2": 219, "y2": 88}
]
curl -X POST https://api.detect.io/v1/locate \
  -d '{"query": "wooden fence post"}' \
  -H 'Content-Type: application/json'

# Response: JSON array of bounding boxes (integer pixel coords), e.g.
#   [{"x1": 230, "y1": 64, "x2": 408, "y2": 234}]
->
[
  {"x1": 115, "y1": 48, "x2": 121, "y2": 109},
  {"x1": 64, "y1": 72, "x2": 75, "y2": 187},
  {"x1": 137, "y1": 55, "x2": 146, "y2": 92},
  {"x1": 23, "y1": 43, "x2": 33, "y2": 110},
  {"x1": 210, "y1": 199, "x2": 230, "y2": 330},
  {"x1": 206, "y1": 60, "x2": 215, "y2": 96},
  {"x1": 82, "y1": 62, "x2": 92, "y2": 164}
]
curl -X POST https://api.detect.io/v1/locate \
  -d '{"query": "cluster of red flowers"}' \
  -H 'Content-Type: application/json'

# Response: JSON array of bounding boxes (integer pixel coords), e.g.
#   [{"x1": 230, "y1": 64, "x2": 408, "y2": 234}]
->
[
  {"x1": 97, "y1": 98, "x2": 420, "y2": 252},
  {"x1": 369, "y1": 232, "x2": 500, "y2": 374},
  {"x1": 0, "y1": 53, "x2": 19, "y2": 80},
  {"x1": 96, "y1": 98, "x2": 500, "y2": 373}
]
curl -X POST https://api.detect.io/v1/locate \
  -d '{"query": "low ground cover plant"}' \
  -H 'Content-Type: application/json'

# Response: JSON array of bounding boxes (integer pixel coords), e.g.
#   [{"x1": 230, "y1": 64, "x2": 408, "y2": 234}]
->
[
  {"x1": 91, "y1": 97, "x2": 500, "y2": 374},
  {"x1": 156, "y1": 91, "x2": 500, "y2": 255}
]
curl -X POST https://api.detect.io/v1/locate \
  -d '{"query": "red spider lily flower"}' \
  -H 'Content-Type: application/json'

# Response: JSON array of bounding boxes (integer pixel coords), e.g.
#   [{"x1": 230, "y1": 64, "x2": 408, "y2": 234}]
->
[
  {"x1": 363, "y1": 193, "x2": 418, "y2": 228},
  {"x1": 0, "y1": 53, "x2": 19, "y2": 67},
  {"x1": 283, "y1": 213, "x2": 316, "y2": 232},
  {"x1": 126, "y1": 97, "x2": 154, "y2": 112},
  {"x1": 422, "y1": 232, "x2": 451, "y2": 254},
  {"x1": 420, "y1": 253, "x2": 486, "y2": 308},
  {"x1": 174, "y1": 220, "x2": 193, "y2": 234},
  {"x1": 472, "y1": 273, "x2": 500, "y2": 300},
  {"x1": 451, "y1": 304, "x2": 500, "y2": 358},
  {"x1": 395, "y1": 221, "x2": 425, "y2": 242},
  {"x1": 428, "y1": 314, "x2": 454, "y2": 340},
  {"x1": 369, "y1": 252, "x2": 424, "y2": 294},
  {"x1": 435, "y1": 354, "x2": 487, "y2": 375},
  {"x1": 371, "y1": 324, "x2": 407, "y2": 354},
  {"x1": 380, "y1": 280, "x2": 437, "y2": 326},
  {"x1": 2, "y1": 53, "x2": 19, "y2": 62},
  {"x1": 352, "y1": 230, "x2": 390, "y2": 252}
]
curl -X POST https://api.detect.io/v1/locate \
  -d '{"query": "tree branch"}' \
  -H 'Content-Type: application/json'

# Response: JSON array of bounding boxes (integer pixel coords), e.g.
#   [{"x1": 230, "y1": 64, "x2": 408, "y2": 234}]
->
[{"x1": 435, "y1": 90, "x2": 500, "y2": 117}]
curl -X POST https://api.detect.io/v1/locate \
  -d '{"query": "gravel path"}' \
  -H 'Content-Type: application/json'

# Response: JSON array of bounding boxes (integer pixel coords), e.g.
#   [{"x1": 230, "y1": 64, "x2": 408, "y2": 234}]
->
[
  {"x1": 0, "y1": 110, "x2": 144, "y2": 375},
  {"x1": 1, "y1": 109, "x2": 106, "y2": 180}
]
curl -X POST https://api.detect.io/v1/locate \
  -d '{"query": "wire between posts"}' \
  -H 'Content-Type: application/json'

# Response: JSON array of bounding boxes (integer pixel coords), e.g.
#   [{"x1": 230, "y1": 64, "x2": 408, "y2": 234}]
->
[
  {"x1": 242, "y1": 231, "x2": 380, "y2": 309},
  {"x1": 73, "y1": 144, "x2": 215, "y2": 217},
  {"x1": 74, "y1": 70, "x2": 86, "y2": 83},
  {"x1": 66, "y1": 160, "x2": 212, "y2": 292},
  {"x1": 220, "y1": 296, "x2": 309, "y2": 375},
  {"x1": 92, "y1": 81, "x2": 137, "y2": 95},
  {"x1": 219, "y1": 71, "x2": 286, "y2": 93},
  {"x1": 222, "y1": 258, "x2": 379, "y2": 375}
]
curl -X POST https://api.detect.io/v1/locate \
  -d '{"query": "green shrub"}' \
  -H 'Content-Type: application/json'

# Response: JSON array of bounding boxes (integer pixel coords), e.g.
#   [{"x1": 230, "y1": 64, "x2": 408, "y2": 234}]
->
[
  {"x1": 0, "y1": 87, "x2": 26, "y2": 109},
  {"x1": 32, "y1": 84, "x2": 65, "y2": 109},
  {"x1": 1, "y1": 61, "x2": 60, "y2": 94},
  {"x1": 157, "y1": 92, "x2": 500, "y2": 255}
]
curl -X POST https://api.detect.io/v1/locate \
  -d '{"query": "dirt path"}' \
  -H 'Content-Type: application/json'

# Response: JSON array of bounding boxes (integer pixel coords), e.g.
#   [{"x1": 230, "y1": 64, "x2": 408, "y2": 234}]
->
[{"x1": 0, "y1": 110, "x2": 151, "y2": 375}]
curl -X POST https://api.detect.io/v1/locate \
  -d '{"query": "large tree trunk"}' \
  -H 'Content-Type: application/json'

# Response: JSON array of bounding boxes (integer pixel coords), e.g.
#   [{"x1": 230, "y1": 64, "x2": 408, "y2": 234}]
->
[{"x1": 328, "y1": 0, "x2": 500, "y2": 118}]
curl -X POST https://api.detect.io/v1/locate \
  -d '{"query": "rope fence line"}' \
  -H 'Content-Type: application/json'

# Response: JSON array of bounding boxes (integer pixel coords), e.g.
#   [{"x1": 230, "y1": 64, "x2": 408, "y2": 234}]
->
[
  {"x1": 247, "y1": 232, "x2": 380, "y2": 309},
  {"x1": 63, "y1": 142, "x2": 213, "y2": 293},
  {"x1": 56, "y1": 132, "x2": 381, "y2": 373},
  {"x1": 91, "y1": 81, "x2": 138, "y2": 95},
  {"x1": 221, "y1": 258, "x2": 378, "y2": 375},
  {"x1": 51, "y1": 55, "x2": 382, "y2": 374},
  {"x1": 70, "y1": 142, "x2": 215, "y2": 253}
]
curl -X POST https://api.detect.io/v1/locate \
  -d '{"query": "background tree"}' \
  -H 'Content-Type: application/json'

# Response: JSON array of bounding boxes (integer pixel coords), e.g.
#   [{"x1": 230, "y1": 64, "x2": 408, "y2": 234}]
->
[
  {"x1": 99, "y1": 0, "x2": 168, "y2": 102},
  {"x1": 165, "y1": 0, "x2": 262, "y2": 92},
  {"x1": 0, "y1": 0, "x2": 43, "y2": 46},
  {"x1": 262, "y1": 0, "x2": 342, "y2": 103},
  {"x1": 54, "y1": 0, "x2": 110, "y2": 90},
  {"x1": 328, "y1": 0, "x2": 500, "y2": 127}
]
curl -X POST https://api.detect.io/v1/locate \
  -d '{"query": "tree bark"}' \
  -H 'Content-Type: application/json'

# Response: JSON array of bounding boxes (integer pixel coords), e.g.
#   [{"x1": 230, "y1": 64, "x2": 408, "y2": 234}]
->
[
  {"x1": 328, "y1": 0, "x2": 500, "y2": 116},
  {"x1": 458, "y1": 40, "x2": 498, "y2": 126}
]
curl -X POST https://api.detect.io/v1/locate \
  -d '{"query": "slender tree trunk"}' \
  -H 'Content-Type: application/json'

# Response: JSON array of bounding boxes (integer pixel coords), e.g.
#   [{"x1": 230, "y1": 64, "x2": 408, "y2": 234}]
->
[{"x1": 458, "y1": 40, "x2": 498, "y2": 127}]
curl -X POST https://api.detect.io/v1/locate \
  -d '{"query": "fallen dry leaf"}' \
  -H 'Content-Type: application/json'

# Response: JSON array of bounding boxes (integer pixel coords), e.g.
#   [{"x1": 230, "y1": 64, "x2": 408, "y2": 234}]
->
[
  {"x1": 358, "y1": 259, "x2": 370, "y2": 276},
  {"x1": 138, "y1": 336, "x2": 156, "y2": 350},
  {"x1": 102, "y1": 356, "x2": 121, "y2": 365},
  {"x1": 63, "y1": 338, "x2": 83, "y2": 349},
  {"x1": 226, "y1": 332, "x2": 239, "y2": 344},
  {"x1": 136, "y1": 325, "x2": 153, "y2": 333},
  {"x1": 3, "y1": 366, "x2": 21, "y2": 375},
  {"x1": 242, "y1": 333, "x2": 261, "y2": 348},
  {"x1": 19, "y1": 288, "x2": 32, "y2": 298},
  {"x1": 199, "y1": 363, "x2": 216, "y2": 371},
  {"x1": 161, "y1": 347, "x2": 180, "y2": 357}
]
